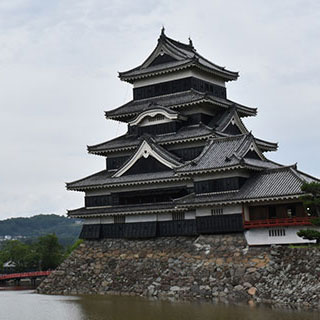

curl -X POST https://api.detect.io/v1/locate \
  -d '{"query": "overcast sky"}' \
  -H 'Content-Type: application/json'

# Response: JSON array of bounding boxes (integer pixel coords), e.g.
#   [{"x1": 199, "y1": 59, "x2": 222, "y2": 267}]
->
[{"x1": 0, "y1": 0, "x2": 319, "y2": 220}]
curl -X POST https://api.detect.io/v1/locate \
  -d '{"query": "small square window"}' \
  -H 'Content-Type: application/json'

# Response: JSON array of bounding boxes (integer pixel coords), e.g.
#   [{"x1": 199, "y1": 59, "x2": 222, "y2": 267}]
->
[{"x1": 114, "y1": 215, "x2": 125, "y2": 224}]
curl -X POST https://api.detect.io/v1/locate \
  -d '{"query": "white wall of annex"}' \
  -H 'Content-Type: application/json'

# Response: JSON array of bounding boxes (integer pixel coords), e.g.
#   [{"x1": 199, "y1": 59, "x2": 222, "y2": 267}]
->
[{"x1": 245, "y1": 226, "x2": 320, "y2": 246}]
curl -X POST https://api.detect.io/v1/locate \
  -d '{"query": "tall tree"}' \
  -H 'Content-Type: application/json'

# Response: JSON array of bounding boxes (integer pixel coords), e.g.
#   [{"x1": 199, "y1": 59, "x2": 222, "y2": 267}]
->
[
  {"x1": 0, "y1": 240, "x2": 31, "y2": 272},
  {"x1": 297, "y1": 182, "x2": 320, "y2": 243},
  {"x1": 36, "y1": 234, "x2": 64, "y2": 270},
  {"x1": 300, "y1": 182, "x2": 320, "y2": 217}
]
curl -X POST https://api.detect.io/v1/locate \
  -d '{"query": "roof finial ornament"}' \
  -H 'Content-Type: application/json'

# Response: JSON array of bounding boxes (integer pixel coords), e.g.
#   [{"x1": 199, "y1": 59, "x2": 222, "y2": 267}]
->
[
  {"x1": 159, "y1": 26, "x2": 166, "y2": 41},
  {"x1": 188, "y1": 36, "x2": 194, "y2": 48}
]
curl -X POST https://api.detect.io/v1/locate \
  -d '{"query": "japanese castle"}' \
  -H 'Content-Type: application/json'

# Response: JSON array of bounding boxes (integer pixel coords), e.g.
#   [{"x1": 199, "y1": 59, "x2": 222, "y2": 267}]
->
[{"x1": 67, "y1": 29, "x2": 318, "y2": 245}]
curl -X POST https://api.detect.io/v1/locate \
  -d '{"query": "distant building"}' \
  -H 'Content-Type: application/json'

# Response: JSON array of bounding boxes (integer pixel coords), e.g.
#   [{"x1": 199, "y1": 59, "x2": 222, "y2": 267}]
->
[
  {"x1": 3, "y1": 261, "x2": 16, "y2": 273},
  {"x1": 67, "y1": 29, "x2": 319, "y2": 245}
]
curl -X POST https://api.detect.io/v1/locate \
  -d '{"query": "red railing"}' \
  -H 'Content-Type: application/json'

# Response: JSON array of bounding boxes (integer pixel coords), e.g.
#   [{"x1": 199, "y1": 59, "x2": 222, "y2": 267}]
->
[
  {"x1": 0, "y1": 271, "x2": 51, "y2": 281},
  {"x1": 244, "y1": 217, "x2": 312, "y2": 229}
]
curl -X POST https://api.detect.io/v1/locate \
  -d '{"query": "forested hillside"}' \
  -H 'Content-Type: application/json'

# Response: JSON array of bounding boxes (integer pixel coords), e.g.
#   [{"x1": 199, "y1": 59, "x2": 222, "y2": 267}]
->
[{"x1": 0, "y1": 214, "x2": 81, "y2": 246}]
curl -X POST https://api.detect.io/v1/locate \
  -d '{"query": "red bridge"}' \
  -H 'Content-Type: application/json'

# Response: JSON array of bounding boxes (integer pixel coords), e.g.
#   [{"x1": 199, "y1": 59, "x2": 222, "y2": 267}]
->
[{"x1": 0, "y1": 271, "x2": 51, "y2": 285}]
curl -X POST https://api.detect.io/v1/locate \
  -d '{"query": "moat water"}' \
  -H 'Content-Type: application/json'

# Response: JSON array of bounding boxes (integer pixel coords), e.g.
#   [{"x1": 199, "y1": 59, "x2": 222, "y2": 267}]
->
[{"x1": 0, "y1": 287, "x2": 319, "y2": 320}]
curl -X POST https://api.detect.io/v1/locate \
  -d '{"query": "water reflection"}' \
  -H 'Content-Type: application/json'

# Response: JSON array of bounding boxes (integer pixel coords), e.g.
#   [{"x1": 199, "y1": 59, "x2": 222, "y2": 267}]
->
[
  {"x1": 74, "y1": 295, "x2": 320, "y2": 320},
  {"x1": 0, "y1": 289, "x2": 319, "y2": 320}
]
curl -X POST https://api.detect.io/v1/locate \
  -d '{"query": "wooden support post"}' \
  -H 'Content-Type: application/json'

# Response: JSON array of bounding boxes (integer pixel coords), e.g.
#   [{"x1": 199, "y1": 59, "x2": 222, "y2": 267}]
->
[{"x1": 31, "y1": 278, "x2": 36, "y2": 287}]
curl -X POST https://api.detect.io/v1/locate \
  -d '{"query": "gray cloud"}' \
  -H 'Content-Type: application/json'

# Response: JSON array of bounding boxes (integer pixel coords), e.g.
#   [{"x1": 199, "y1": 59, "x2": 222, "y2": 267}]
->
[{"x1": 0, "y1": 0, "x2": 319, "y2": 218}]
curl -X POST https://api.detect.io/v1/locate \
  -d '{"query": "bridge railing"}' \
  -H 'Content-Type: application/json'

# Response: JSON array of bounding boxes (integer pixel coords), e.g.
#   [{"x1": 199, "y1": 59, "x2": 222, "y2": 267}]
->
[{"x1": 0, "y1": 271, "x2": 51, "y2": 281}]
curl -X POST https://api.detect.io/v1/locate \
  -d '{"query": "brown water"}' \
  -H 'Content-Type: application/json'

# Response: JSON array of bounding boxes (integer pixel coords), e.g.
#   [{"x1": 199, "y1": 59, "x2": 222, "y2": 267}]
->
[{"x1": 0, "y1": 288, "x2": 319, "y2": 320}]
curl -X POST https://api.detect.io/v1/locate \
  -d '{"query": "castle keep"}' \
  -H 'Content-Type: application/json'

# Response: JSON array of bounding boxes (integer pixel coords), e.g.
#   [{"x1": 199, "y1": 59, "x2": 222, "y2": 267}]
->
[{"x1": 67, "y1": 29, "x2": 318, "y2": 245}]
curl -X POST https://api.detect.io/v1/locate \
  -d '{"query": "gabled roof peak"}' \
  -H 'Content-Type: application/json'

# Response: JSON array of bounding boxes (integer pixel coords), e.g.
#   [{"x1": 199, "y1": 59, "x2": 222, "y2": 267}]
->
[
  {"x1": 113, "y1": 139, "x2": 182, "y2": 178},
  {"x1": 119, "y1": 31, "x2": 238, "y2": 83},
  {"x1": 158, "y1": 27, "x2": 195, "y2": 52}
]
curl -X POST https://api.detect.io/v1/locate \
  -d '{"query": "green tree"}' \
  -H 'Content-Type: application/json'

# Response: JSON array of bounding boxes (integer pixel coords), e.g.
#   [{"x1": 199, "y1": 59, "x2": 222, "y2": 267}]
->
[
  {"x1": 0, "y1": 240, "x2": 33, "y2": 272},
  {"x1": 36, "y1": 234, "x2": 64, "y2": 270},
  {"x1": 300, "y1": 182, "x2": 320, "y2": 217},
  {"x1": 65, "y1": 239, "x2": 83, "y2": 257},
  {"x1": 297, "y1": 182, "x2": 320, "y2": 244}
]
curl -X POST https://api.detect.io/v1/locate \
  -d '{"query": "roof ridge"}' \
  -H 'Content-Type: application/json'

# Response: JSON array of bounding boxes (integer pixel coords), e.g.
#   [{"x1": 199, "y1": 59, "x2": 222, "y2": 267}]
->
[
  {"x1": 215, "y1": 108, "x2": 235, "y2": 130},
  {"x1": 288, "y1": 166, "x2": 307, "y2": 184},
  {"x1": 160, "y1": 32, "x2": 238, "y2": 76},
  {"x1": 87, "y1": 133, "x2": 127, "y2": 150},
  {"x1": 260, "y1": 164, "x2": 299, "y2": 175},
  {"x1": 179, "y1": 138, "x2": 213, "y2": 169},
  {"x1": 66, "y1": 169, "x2": 108, "y2": 189},
  {"x1": 149, "y1": 141, "x2": 182, "y2": 164},
  {"x1": 163, "y1": 34, "x2": 195, "y2": 53},
  {"x1": 212, "y1": 133, "x2": 248, "y2": 144},
  {"x1": 294, "y1": 169, "x2": 320, "y2": 182}
]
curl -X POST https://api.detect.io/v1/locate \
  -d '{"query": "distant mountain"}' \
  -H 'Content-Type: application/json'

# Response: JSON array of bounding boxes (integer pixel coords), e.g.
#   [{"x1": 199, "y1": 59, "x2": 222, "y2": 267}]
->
[{"x1": 0, "y1": 214, "x2": 82, "y2": 247}]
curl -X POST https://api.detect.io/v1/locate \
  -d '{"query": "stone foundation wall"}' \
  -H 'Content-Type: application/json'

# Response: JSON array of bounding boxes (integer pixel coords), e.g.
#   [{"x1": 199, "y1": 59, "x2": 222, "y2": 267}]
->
[{"x1": 37, "y1": 234, "x2": 320, "y2": 310}]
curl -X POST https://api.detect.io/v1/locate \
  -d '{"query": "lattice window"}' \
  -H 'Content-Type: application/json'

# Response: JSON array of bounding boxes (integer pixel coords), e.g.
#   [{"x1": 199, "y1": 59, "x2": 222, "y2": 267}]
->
[
  {"x1": 172, "y1": 212, "x2": 185, "y2": 221},
  {"x1": 114, "y1": 215, "x2": 125, "y2": 224},
  {"x1": 268, "y1": 229, "x2": 286, "y2": 237},
  {"x1": 211, "y1": 208, "x2": 223, "y2": 215}
]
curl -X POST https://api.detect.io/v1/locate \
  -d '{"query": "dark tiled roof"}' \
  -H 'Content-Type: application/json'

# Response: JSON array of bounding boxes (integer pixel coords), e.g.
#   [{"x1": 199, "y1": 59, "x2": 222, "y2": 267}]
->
[
  {"x1": 214, "y1": 108, "x2": 236, "y2": 132},
  {"x1": 177, "y1": 135, "x2": 247, "y2": 173},
  {"x1": 68, "y1": 202, "x2": 179, "y2": 217},
  {"x1": 254, "y1": 138, "x2": 278, "y2": 152},
  {"x1": 177, "y1": 134, "x2": 280, "y2": 174},
  {"x1": 67, "y1": 170, "x2": 181, "y2": 190},
  {"x1": 88, "y1": 134, "x2": 138, "y2": 153},
  {"x1": 70, "y1": 138, "x2": 185, "y2": 190},
  {"x1": 148, "y1": 140, "x2": 182, "y2": 164},
  {"x1": 105, "y1": 90, "x2": 256, "y2": 121},
  {"x1": 176, "y1": 166, "x2": 314, "y2": 206},
  {"x1": 118, "y1": 32, "x2": 238, "y2": 82},
  {"x1": 241, "y1": 158, "x2": 281, "y2": 169},
  {"x1": 88, "y1": 124, "x2": 215, "y2": 154}
]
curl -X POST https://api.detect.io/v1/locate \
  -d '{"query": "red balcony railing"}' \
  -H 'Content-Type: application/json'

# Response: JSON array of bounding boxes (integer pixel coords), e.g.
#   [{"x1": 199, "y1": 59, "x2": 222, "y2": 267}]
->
[{"x1": 244, "y1": 217, "x2": 312, "y2": 229}]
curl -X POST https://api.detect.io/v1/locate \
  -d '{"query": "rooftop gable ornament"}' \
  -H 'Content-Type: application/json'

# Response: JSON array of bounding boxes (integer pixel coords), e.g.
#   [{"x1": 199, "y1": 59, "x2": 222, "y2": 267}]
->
[
  {"x1": 113, "y1": 140, "x2": 181, "y2": 178},
  {"x1": 128, "y1": 105, "x2": 185, "y2": 126},
  {"x1": 118, "y1": 29, "x2": 239, "y2": 83}
]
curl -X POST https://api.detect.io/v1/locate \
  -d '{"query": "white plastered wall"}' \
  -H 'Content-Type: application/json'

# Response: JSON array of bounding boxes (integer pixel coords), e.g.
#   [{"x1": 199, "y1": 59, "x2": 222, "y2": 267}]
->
[
  {"x1": 185, "y1": 210, "x2": 196, "y2": 219},
  {"x1": 157, "y1": 213, "x2": 172, "y2": 221},
  {"x1": 83, "y1": 217, "x2": 114, "y2": 224},
  {"x1": 125, "y1": 214, "x2": 157, "y2": 223},
  {"x1": 245, "y1": 226, "x2": 320, "y2": 246}
]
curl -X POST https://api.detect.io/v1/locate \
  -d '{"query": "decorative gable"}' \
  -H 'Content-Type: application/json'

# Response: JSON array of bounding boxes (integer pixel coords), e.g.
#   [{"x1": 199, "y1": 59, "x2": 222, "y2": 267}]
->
[
  {"x1": 148, "y1": 53, "x2": 179, "y2": 67},
  {"x1": 217, "y1": 109, "x2": 249, "y2": 136},
  {"x1": 113, "y1": 140, "x2": 181, "y2": 178},
  {"x1": 129, "y1": 107, "x2": 185, "y2": 127},
  {"x1": 241, "y1": 140, "x2": 265, "y2": 161}
]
